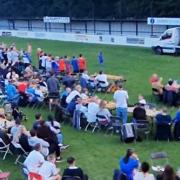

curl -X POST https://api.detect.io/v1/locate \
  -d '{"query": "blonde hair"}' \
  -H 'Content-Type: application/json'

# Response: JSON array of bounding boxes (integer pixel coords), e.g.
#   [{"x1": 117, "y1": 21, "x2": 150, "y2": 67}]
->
[
  {"x1": 47, "y1": 154, "x2": 56, "y2": 162},
  {"x1": 99, "y1": 100, "x2": 106, "y2": 109}
]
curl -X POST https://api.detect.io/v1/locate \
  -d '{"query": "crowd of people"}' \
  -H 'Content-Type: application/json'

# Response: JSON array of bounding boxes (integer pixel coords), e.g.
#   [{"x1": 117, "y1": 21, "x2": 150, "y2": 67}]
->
[
  {"x1": 0, "y1": 42, "x2": 180, "y2": 179},
  {"x1": 114, "y1": 148, "x2": 180, "y2": 180},
  {"x1": 150, "y1": 74, "x2": 180, "y2": 106}
]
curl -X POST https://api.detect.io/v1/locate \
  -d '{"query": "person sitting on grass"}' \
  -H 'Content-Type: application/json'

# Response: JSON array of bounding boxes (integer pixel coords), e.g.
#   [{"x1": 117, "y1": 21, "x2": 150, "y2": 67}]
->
[
  {"x1": 63, "y1": 156, "x2": 88, "y2": 180},
  {"x1": 95, "y1": 70, "x2": 109, "y2": 90},
  {"x1": 39, "y1": 154, "x2": 61, "y2": 180},
  {"x1": 156, "y1": 165, "x2": 179, "y2": 180},
  {"x1": 134, "y1": 161, "x2": 155, "y2": 180},
  {"x1": 165, "y1": 79, "x2": 177, "y2": 92},
  {"x1": 119, "y1": 149, "x2": 139, "y2": 180},
  {"x1": 150, "y1": 74, "x2": 164, "y2": 95}
]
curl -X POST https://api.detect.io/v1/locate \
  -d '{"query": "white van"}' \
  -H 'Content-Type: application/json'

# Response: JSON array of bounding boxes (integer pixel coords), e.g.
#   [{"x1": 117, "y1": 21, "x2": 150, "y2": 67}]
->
[{"x1": 152, "y1": 27, "x2": 180, "y2": 55}]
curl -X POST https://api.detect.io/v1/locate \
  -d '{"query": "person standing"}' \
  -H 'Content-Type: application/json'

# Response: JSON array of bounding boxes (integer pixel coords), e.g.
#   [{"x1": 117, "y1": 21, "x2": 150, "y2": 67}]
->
[
  {"x1": 97, "y1": 51, "x2": 104, "y2": 66},
  {"x1": 47, "y1": 72, "x2": 60, "y2": 97},
  {"x1": 77, "y1": 54, "x2": 86, "y2": 73},
  {"x1": 113, "y1": 84, "x2": 129, "y2": 124}
]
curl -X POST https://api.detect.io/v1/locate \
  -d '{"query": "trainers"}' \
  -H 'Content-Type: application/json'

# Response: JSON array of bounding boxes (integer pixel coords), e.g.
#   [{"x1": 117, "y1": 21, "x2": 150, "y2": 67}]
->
[
  {"x1": 56, "y1": 157, "x2": 64, "y2": 163},
  {"x1": 60, "y1": 144, "x2": 70, "y2": 150}
]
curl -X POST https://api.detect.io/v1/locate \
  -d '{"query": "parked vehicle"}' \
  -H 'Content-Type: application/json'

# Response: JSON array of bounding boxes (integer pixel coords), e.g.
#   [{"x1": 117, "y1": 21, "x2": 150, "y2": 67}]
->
[{"x1": 152, "y1": 27, "x2": 180, "y2": 55}]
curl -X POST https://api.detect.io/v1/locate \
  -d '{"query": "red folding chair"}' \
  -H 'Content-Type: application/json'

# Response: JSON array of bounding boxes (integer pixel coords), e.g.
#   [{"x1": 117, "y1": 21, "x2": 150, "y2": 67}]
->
[
  {"x1": 0, "y1": 172, "x2": 10, "y2": 180},
  {"x1": 28, "y1": 172, "x2": 42, "y2": 180}
]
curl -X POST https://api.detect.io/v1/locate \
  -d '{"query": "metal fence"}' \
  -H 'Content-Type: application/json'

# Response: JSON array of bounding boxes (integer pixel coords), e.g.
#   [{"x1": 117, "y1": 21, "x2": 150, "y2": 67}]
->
[{"x1": 0, "y1": 18, "x2": 177, "y2": 37}]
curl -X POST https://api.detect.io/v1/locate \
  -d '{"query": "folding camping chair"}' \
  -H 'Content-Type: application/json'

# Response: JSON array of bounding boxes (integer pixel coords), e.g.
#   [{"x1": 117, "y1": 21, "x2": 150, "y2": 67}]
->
[
  {"x1": 150, "y1": 152, "x2": 168, "y2": 173},
  {"x1": 0, "y1": 171, "x2": 10, "y2": 180},
  {"x1": 10, "y1": 141, "x2": 29, "y2": 165},
  {"x1": 0, "y1": 138, "x2": 12, "y2": 160},
  {"x1": 28, "y1": 172, "x2": 42, "y2": 180}
]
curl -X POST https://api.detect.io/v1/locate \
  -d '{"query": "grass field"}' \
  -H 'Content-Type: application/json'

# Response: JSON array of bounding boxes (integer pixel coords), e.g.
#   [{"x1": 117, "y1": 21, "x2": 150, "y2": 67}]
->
[{"x1": 0, "y1": 37, "x2": 180, "y2": 180}]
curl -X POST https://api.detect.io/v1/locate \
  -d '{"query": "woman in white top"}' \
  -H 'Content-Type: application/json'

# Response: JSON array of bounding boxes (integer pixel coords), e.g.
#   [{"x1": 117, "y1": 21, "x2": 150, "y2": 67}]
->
[
  {"x1": 97, "y1": 100, "x2": 112, "y2": 125},
  {"x1": 95, "y1": 71, "x2": 109, "y2": 88},
  {"x1": 66, "y1": 85, "x2": 82, "y2": 104},
  {"x1": 134, "y1": 162, "x2": 155, "y2": 180}
]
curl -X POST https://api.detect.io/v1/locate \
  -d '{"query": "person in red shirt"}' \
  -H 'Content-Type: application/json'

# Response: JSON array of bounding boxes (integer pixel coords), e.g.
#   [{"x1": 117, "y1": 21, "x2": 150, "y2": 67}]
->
[
  {"x1": 17, "y1": 82, "x2": 28, "y2": 94},
  {"x1": 58, "y1": 57, "x2": 66, "y2": 74},
  {"x1": 77, "y1": 54, "x2": 86, "y2": 73}
]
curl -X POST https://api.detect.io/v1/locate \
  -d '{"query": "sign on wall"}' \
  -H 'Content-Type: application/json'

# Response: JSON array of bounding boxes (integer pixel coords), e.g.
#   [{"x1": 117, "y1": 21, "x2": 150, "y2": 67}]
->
[
  {"x1": 147, "y1": 17, "x2": 180, "y2": 25},
  {"x1": 43, "y1": 16, "x2": 70, "y2": 23}
]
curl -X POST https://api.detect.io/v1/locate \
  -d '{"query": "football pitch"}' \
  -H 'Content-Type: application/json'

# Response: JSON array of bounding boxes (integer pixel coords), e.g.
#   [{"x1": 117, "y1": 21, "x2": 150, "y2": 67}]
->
[{"x1": 0, "y1": 37, "x2": 180, "y2": 180}]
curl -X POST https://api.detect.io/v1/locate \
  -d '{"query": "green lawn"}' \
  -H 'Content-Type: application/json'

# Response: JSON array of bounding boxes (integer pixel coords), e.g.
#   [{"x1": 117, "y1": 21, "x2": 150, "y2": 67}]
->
[{"x1": 0, "y1": 37, "x2": 180, "y2": 180}]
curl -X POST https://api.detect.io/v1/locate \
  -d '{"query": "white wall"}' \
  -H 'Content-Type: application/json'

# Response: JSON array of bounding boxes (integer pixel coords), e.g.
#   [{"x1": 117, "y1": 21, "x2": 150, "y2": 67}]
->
[{"x1": 0, "y1": 29, "x2": 159, "y2": 48}]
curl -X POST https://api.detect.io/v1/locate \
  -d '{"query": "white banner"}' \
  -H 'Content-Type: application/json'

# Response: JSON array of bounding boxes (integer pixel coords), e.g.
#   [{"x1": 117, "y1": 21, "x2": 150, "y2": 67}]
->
[
  {"x1": 147, "y1": 17, "x2": 180, "y2": 25},
  {"x1": 43, "y1": 16, "x2": 70, "y2": 23}
]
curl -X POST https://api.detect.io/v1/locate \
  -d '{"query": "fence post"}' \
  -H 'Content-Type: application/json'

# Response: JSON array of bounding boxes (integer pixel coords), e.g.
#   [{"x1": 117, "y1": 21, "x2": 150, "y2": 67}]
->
[
  {"x1": 109, "y1": 21, "x2": 111, "y2": 35},
  {"x1": 85, "y1": 21, "x2": 87, "y2": 34},
  {"x1": 93, "y1": 20, "x2": 96, "y2": 34},
  {"x1": 135, "y1": 21, "x2": 138, "y2": 36},
  {"x1": 120, "y1": 20, "x2": 123, "y2": 35}
]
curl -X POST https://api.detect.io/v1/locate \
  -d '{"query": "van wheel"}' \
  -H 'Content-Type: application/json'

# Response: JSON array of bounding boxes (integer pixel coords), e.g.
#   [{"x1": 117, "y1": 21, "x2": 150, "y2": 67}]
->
[{"x1": 154, "y1": 47, "x2": 162, "y2": 55}]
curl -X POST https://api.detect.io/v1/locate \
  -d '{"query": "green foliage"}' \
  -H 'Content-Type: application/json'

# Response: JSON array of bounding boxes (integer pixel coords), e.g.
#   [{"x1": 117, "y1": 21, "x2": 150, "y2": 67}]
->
[{"x1": 1, "y1": 0, "x2": 180, "y2": 19}]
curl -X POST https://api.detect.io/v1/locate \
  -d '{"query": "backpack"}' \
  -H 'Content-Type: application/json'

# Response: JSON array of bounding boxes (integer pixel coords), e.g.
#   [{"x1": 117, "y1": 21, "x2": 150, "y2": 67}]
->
[{"x1": 120, "y1": 123, "x2": 136, "y2": 143}]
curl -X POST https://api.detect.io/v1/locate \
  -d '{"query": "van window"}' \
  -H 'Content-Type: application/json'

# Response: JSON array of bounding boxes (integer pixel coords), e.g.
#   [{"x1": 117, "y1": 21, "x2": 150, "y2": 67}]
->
[{"x1": 160, "y1": 30, "x2": 172, "y2": 40}]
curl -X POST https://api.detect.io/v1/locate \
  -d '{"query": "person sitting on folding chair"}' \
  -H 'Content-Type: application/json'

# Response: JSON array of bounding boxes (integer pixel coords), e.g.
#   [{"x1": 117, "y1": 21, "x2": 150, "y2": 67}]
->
[
  {"x1": 23, "y1": 143, "x2": 45, "y2": 174},
  {"x1": 0, "y1": 129, "x2": 11, "y2": 145},
  {"x1": 132, "y1": 103, "x2": 149, "y2": 141},
  {"x1": 96, "y1": 100, "x2": 112, "y2": 126},
  {"x1": 39, "y1": 154, "x2": 61, "y2": 180},
  {"x1": 28, "y1": 129, "x2": 49, "y2": 157},
  {"x1": 5, "y1": 79, "x2": 20, "y2": 106},
  {"x1": 155, "y1": 108, "x2": 172, "y2": 141}
]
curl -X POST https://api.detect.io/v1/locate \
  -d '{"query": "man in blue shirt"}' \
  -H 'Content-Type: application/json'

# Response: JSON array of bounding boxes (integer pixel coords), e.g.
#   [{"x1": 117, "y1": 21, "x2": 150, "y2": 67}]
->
[
  {"x1": 71, "y1": 56, "x2": 79, "y2": 73},
  {"x1": 97, "y1": 51, "x2": 104, "y2": 65},
  {"x1": 155, "y1": 107, "x2": 172, "y2": 124}
]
